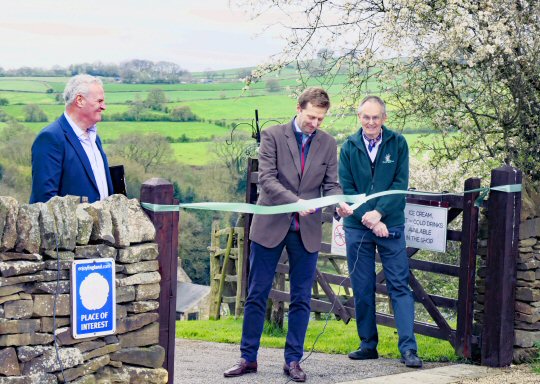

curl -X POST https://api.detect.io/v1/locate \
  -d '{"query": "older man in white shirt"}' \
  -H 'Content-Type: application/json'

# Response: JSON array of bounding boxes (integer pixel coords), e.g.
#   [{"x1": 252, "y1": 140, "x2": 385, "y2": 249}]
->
[{"x1": 30, "y1": 74, "x2": 113, "y2": 203}]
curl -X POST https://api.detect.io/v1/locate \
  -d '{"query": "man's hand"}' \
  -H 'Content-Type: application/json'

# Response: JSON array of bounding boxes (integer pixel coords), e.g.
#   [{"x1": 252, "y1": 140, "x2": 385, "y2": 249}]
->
[
  {"x1": 362, "y1": 210, "x2": 382, "y2": 229},
  {"x1": 336, "y1": 202, "x2": 353, "y2": 218},
  {"x1": 372, "y1": 221, "x2": 389, "y2": 238},
  {"x1": 298, "y1": 199, "x2": 316, "y2": 216}
]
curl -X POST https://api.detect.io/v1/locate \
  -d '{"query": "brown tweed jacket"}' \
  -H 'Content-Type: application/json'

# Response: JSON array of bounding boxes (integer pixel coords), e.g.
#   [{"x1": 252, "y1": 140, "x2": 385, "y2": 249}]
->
[{"x1": 249, "y1": 121, "x2": 342, "y2": 253}]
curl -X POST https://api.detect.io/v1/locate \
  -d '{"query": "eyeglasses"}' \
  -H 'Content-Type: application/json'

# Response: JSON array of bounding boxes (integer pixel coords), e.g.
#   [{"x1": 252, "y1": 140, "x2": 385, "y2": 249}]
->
[{"x1": 361, "y1": 115, "x2": 382, "y2": 123}]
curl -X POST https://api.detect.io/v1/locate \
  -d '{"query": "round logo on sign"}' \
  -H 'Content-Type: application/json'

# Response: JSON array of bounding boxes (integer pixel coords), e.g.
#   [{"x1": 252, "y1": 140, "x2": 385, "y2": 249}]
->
[
  {"x1": 333, "y1": 224, "x2": 346, "y2": 246},
  {"x1": 79, "y1": 272, "x2": 110, "y2": 310}
]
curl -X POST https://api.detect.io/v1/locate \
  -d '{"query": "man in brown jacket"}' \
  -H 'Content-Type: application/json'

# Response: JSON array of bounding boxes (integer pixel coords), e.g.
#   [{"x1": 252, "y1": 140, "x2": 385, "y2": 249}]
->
[{"x1": 224, "y1": 87, "x2": 352, "y2": 382}]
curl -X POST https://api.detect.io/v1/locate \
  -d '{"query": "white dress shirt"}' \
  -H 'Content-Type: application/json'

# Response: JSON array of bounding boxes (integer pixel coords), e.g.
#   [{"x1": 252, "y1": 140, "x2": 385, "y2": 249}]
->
[{"x1": 64, "y1": 112, "x2": 109, "y2": 200}]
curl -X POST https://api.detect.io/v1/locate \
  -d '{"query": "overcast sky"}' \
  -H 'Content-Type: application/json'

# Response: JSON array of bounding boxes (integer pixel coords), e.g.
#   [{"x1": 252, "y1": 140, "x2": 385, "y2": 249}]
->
[{"x1": 0, "y1": 0, "x2": 285, "y2": 71}]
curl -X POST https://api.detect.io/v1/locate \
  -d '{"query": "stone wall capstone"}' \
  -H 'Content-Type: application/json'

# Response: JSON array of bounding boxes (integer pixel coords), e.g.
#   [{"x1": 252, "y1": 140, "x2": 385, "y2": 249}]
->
[{"x1": 0, "y1": 194, "x2": 167, "y2": 383}]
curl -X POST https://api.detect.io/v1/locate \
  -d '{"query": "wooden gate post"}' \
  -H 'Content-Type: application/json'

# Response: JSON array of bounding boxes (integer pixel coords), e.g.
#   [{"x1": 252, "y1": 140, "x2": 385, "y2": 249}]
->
[
  {"x1": 242, "y1": 158, "x2": 259, "y2": 300},
  {"x1": 141, "y1": 178, "x2": 179, "y2": 381},
  {"x1": 456, "y1": 177, "x2": 480, "y2": 358},
  {"x1": 481, "y1": 166, "x2": 522, "y2": 367}
]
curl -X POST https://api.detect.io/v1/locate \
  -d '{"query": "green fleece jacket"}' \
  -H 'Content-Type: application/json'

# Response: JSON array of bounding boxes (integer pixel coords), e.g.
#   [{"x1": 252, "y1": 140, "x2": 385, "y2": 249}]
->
[{"x1": 339, "y1": 126, "x2": 409, "y2": 229}]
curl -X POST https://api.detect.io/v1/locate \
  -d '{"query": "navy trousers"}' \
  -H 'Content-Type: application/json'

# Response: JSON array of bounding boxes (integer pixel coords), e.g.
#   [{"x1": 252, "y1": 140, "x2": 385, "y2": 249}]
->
[
  {"x1": 344, "y1": 225, "x2": 417, "y2": 355},
  {"x1": 240, "y1": 231, "x2": 318, "y2": 364}
]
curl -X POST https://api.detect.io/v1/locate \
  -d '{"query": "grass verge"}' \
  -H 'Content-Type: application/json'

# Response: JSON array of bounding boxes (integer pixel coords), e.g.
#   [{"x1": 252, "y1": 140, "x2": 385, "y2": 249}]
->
[
  {"x1": 532, "y1": 343, "x2": 540, "y2": 374},
  {"x1": 176, "y1": 317, "x2": 458, "y2": 362}
]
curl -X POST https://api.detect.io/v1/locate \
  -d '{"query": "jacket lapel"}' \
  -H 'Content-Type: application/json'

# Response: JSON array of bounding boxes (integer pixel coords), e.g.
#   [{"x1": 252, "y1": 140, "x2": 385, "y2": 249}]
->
[
  {"x1": 284, "y1": 123, "x2": 302, "y2": 176},
  {"x1": 59, "y1": 115, "x2": 99, "y2": 192}
]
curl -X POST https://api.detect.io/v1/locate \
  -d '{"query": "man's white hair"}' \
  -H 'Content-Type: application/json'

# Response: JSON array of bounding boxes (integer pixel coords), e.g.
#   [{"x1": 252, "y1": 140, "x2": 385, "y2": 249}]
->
[
  {"x1": 63, "y1": 74, "x2": 103, "y2": 106},
  {"x1": 358, "y1": 95, "x2": 387, "y2": 115}
]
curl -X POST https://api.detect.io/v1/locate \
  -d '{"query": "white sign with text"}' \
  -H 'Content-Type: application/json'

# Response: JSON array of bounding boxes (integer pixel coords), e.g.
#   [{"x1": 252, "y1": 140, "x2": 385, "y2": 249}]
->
[
  {"x1": 71, "y1": 258, "x2": 116, "y2": 339},
  {"x1": 331, "y1": 218, "x2": 347, "y2": 256},
  {"x1": 405, "y1": 203, "x2": 448, "y2": 253}
]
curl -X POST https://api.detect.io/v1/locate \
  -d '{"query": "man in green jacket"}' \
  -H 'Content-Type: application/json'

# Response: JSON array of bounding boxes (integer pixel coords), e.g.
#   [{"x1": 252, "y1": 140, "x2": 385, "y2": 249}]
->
[{"x1": 338, "y1": 96, "x2": 422, "y2": 368}]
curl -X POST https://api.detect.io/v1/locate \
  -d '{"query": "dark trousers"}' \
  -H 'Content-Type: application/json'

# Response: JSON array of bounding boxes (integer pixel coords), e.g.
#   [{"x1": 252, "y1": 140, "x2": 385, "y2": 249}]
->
[
  {"x1": 344, "y1": 225, "x2": 417, "y2": 355},
  {"x1": 240, "y1": 231, "x2": 318, "y2": 364}
]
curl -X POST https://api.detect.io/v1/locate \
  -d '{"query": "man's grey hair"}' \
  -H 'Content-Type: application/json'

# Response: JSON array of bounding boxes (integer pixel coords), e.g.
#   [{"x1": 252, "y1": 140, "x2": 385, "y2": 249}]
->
[
  {"x1": 63, "y1": 74, "x2": 103, "y2": 106},
  {"x1": 358, "y1": 95, "x2": 387, "y2": 116}
]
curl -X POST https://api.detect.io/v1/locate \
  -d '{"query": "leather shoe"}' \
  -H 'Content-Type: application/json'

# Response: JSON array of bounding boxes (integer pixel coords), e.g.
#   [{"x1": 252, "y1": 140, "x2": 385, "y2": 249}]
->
[
  {"x1": 223, "y1": 358, "x2": 257, "y2": 377},
  {"x1": 283, "y1": 361, "x2": 306, "y2": 382},
  {"x1": 401, "y1": 350, "x2": 422, "y2": 368},
  {"x1": 348, "y1": 348, "x2": 378, "y2": 360}
]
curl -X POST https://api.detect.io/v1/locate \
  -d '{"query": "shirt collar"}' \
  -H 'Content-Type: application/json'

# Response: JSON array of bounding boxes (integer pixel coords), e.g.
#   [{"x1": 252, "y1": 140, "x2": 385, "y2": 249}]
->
[{"x1": 64, "y1": 112, "x2": 97, "y2": 140}]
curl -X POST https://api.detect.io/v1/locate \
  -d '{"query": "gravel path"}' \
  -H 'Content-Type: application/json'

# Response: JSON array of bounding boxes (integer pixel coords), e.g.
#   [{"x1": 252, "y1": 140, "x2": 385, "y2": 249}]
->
[
  {"x1": 455, "y1": 365, "x2": 539, "y2": 384},
  {"x1": 174, "y1": 338, "x2": 445, "y2": 384}
]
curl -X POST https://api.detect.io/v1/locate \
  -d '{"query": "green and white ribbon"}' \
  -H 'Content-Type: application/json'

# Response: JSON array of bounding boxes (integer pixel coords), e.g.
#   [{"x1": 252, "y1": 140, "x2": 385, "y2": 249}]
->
[
  {"x1": 141, "y1": 184, "x2": 522, "y2": 214},
  {"x1": 142, "y1": 194, "x2": 364, "y2": 214}
]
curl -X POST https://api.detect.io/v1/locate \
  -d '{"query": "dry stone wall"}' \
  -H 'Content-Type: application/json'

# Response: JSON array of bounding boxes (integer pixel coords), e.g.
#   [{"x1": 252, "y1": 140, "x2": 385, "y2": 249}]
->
[
  {"x1": 0, "y1": 194, "x2": 168, "y2": 383},
  {"x1": 474, "y1": 181, "x2": 540, "y2": 363}
]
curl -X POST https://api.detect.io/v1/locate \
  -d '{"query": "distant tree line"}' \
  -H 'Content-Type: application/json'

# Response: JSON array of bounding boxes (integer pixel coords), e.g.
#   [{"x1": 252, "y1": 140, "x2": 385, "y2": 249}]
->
[
  {"x1": 0, "y1": 59, "x2": 191, "y2": 84},
  {"x1": 103, "y1": 106, "x2": 200, "y2": 123},
  {"x1": 165, "y1": 134, "x2": 216, "y2": 144}
]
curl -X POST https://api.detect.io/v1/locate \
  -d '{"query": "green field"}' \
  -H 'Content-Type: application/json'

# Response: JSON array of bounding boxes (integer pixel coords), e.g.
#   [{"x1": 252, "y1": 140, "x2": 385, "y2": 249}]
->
[
  {"x1": 16, "y1": 118, "x2": 429, "y2": 165},
  {"x1": 23, "y1": 121, "x2": 233, "y2": 140},
  {"x1": 0, "y1": 91, "x2": 58, "y2": 105},
  {"x1": 183, "y1": 95, "x2": 296, "y2": 120},
  {"x1": 0, "y1": 72, "x2": 436, "y2": 167},
  {"x1": 101, "y1": 88, "x2": 275, "y2": 104},
  {"x1": 2, "y1": 104, "x2": 132, "y2": 121},
  {"x1": 0, "y1": 79, "x2": 54, "y2": 92},
  {"x1": 170, "y1": 142, "x2": 217, "y2": 165}
]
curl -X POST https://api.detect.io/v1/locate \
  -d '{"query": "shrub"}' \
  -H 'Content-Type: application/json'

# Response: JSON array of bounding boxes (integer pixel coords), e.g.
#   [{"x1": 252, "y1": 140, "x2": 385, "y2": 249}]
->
[
  {"x1": 169, "y1": 106, "x2": 196, "y2": 122},
  {"x1": 23, "y1": 104, "x2": 48, "y2": 122},
  {"x1": 265, "y1": 78, "x2": 281, "y2": 92}
]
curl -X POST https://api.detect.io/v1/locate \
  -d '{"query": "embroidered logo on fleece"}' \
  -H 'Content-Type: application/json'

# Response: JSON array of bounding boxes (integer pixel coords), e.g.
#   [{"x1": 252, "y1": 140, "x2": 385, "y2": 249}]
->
[{"x1": 382, "y1": 154, "x2": 394, "y2": 164}]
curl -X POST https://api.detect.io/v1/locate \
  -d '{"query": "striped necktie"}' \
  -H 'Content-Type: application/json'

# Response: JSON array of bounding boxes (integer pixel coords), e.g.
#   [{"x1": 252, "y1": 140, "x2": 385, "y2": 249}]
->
[{"x1": 363, "y1": 132, "x2": 382, "y2": 152}]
